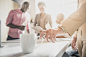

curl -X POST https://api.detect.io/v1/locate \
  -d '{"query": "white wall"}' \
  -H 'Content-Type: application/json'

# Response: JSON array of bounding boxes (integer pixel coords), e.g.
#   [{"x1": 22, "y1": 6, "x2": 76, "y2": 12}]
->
[{"x1": 28, "y1": 0, "x2": 35, "y2": 21}]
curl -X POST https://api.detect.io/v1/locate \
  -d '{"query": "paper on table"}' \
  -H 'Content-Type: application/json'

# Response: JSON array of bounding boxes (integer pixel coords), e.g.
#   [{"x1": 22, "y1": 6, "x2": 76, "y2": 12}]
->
[{"x1": 31, "y1": 26, "x2": 43, "y2": 33}]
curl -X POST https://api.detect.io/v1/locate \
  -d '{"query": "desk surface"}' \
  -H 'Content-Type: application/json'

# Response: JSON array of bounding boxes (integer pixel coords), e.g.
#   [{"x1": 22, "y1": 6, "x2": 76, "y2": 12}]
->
[{"x1": 0, "y1": 38, "x2": 72, "y2": 57}]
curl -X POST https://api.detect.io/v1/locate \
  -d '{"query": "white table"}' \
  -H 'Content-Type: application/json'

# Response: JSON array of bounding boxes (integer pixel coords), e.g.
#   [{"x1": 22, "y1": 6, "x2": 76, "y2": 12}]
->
[{"x1": 0, "y1": 38, "x2": 72, "y2": 57}]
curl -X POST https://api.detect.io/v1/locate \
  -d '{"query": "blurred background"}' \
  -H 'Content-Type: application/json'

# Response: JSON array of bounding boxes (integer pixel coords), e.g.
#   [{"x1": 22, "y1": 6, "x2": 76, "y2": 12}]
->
[{"x1": 0, "y1": 0, "x2": 78, "y2": 42}]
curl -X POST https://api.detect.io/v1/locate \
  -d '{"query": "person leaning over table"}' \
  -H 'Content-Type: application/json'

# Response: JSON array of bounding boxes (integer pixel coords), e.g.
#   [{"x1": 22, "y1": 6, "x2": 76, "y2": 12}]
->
[
  {"x1": 56, "y1": 13, "x2": 79, "y2": 57},
  {"x1": 33, "y1": 2, "x2": 52, "y2": 36},
  {"x1": 40, "y1": 0, "x2": 86, "y2": 57},
  {"x1": 6, "y1": 1, "x2": 31, "y2": 40}
]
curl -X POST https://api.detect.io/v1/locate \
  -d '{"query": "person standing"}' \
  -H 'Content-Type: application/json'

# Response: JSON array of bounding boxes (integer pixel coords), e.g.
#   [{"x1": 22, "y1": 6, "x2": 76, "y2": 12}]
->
[
  {"x1": 40, "y1": 0, "x2": 86, "y2": 57},
  {"x1": 34, "y1": 2, "x2": 52, "y2": 30},
  {"x1": 34, "y1": 2, "x2": 52, "y2": 36},
  {"x1": 6, "y1": 1, "x2": 30, "y2": 40}
]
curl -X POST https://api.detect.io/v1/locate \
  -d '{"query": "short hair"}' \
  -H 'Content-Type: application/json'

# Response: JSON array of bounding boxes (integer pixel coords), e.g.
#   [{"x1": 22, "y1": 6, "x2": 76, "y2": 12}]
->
[
  {"x1": 38, "y1": 2, "x2": 46, "y2": 7},
  {"x1": 23, "y1": 1, "x2": 29, "y2": 5}
]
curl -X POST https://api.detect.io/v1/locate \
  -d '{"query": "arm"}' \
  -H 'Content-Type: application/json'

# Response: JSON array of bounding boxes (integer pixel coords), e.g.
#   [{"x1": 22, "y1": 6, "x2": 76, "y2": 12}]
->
[
  {"x1": 6, "y1": 10, "x2": 25, "y2": 30},
  {"x1": 7, "y1": 23, "x2": 21, "y2": 28},
  {"x1": 49, "y1": 15, "x2": 52, "y2": 28},
  {"x1": 7, "y1": 23, "x2": 25, "y2": 30},
  {"x1": 40, "y1": 1, "x2": 86, "y2": 42},
  {"x1": 60, "y1": 1, "x2": 86, "y2": 36},
  {"x1": 33, "y1": 14, "x2": 37, "y2": 26}
]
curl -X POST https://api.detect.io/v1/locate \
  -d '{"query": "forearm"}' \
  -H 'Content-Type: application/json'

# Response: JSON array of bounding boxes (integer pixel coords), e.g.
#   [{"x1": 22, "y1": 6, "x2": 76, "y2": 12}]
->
[
  {"x1": 73, "y1": 31, "x2": 77, "y2": 38},
  {"x1": 60, "y1": 1, "x2": 86, "y2": 36},
  {"x1": 56, "y1": 28, "x2": 64, "y2": 34},
  {"x1": 7, "y1": 23, "x2": 20, "y2": 29}
]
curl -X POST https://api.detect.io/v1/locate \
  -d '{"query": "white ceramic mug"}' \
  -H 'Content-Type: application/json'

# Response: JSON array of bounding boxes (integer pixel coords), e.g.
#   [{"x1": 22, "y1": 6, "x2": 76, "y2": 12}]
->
[
  {"x1": 20, "y1": 33, "x2": 44, "y2": 54},
  {"x1": 20, "y1": 34, "x2": 37, "y2": 54}
]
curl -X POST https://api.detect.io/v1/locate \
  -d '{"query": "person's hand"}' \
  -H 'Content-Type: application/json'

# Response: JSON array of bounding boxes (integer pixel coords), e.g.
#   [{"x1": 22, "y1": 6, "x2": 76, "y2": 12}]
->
[
  {"x1": 18, "y1": 26, "x2": 25, "y2": 31},
  {"x1": 40, "y1": 28, "x2": 61, "y2": 43},
  {"x1": 71, "y1": 37, "x2": 78, "y2": 51}
]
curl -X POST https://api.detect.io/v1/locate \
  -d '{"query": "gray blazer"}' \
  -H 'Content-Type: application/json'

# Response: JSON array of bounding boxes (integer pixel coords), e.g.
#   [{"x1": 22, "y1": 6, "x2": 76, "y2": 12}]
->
[{"x1": 34, "y1": 13, "x2": 52, "y2": 30}]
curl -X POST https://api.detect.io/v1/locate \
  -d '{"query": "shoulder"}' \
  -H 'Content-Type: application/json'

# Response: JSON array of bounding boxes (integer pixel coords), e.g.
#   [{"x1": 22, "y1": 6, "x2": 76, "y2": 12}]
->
[
  {"x1": 9, "y1": 10, "x2": 15, "y2": 13},
  {"x1": 26, "y1": 12, "x2": 30, "y2": 17},
  {"x1": 9, "y1": 10, "x2": 16, "y2": 15},
  {"x1": 11, "y1": 9, "x2": 18, "y2": 12},
  {"x1": 9, "y1": 9, "x2": 19, "y2": 14}
]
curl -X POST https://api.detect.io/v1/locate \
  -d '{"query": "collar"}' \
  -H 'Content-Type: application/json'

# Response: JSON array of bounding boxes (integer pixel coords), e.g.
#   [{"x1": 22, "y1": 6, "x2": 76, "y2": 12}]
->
[{"x1": 16, "y1": 9, "x2": 26, "y2": 14}]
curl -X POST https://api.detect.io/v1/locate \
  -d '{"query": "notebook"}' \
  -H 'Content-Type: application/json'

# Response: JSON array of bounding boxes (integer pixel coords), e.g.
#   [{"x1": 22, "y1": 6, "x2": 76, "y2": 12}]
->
[{"x1": 31, "y1": 26, "x2": 43, "y2": 33}]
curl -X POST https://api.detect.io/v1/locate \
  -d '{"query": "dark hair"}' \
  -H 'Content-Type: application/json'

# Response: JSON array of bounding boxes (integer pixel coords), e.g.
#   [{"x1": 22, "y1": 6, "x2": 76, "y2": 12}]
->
[
  {"x1": 23, "y1": 1, "x2": 29, "y2": 5},
  {"x1": 38, "y1": 2, "x2": 46, "y2": 7}
]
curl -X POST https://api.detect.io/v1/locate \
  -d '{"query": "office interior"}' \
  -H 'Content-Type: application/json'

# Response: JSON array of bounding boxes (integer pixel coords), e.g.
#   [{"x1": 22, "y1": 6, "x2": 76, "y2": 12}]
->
[{"x1": 0, "y1": 0, "x2": 84, "y2": 57}]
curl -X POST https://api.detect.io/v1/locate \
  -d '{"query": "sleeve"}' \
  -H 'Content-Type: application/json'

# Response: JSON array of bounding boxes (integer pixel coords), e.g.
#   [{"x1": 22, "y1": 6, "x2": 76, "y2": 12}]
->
[
  {"x1": 6, "y1": 10, "x2": 13, "y2": 26},
  {"x1": 34, "y1": 14, "x2": 37, "y2": 26},
  {"x1": 60, "y1": 1, "x2": 86, "y2": 36},
  {"x1": 48, "y1": 14, "x2": 52, "y2": 28},
  {"x1": 26, "y1": 13, "x2": 31, "y2": 30}
]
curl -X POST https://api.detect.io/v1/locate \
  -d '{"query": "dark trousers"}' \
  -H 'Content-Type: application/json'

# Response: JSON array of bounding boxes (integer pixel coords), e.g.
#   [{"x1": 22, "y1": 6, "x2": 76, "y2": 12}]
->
[{"x1": 7, "y1": 35, "x2": 19, "y2": 40}]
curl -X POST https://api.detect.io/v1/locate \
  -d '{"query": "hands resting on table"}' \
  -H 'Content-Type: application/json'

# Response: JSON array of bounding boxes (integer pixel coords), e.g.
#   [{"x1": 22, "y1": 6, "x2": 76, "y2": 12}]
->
[
  {"x1": 40, "y1": 28, "x2": 78, "y2": 51},
  {"x1": 39, "y1": 0, "x2": 86, "y2": 51},
  {"x1": 40, "y1": 28, "x2": 64, "y2": 43}
]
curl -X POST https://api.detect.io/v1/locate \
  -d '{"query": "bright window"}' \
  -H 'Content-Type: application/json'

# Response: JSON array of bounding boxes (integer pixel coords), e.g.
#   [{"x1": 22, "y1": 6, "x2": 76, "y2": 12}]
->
[{"x1": 35, "y1": 0, "x2": 78, "y2": 28}]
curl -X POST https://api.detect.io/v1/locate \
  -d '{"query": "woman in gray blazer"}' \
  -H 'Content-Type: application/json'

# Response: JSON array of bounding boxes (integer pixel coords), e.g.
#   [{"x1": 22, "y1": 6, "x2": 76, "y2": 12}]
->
[{"x1": 34, "y1": 2, "x2": 52, "y2": 30}]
